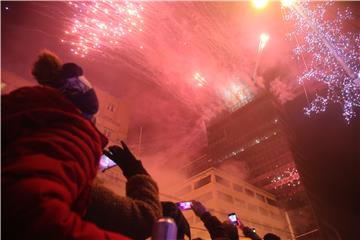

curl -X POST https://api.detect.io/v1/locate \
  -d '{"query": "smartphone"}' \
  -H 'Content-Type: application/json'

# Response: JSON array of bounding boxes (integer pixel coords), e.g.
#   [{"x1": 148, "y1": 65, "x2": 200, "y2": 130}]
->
[
  {"x1": 228, "y1": 212, "x2": 238, "y2": 225},
  {"x1": 176, "y1": 201, "x2": 192, "y2": 210},
  {"x1": 99, "y1": 154, "x2": 117, "y2": 172}
]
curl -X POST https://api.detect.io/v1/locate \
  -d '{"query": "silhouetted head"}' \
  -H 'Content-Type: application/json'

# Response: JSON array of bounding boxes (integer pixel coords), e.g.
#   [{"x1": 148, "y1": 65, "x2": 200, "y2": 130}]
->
[
  {"x1": 161, "y1": 201, "x2": 191, "y2": 240},
  {"x1": 264, "y1": 233, "x2": 281, "y2": 240},
  {"x1": 32, "y1": 50, "x2": 63, "y2": 87},
  {"x1": 222, "y1": 220, "x2": 239, "y2": 240}
]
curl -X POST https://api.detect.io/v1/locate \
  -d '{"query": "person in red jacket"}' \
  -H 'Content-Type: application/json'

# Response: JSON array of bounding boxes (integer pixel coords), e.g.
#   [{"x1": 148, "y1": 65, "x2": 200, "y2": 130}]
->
[{"x1": 2, "y1": 86, "x2": 129, "y2": 240}]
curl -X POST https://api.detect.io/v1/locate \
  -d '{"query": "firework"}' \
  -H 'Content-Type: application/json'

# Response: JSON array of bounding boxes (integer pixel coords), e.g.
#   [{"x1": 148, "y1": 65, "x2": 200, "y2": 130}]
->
[
  {"x1": 194, "y1": 72, "x2": 207, "y2": 87},
  {"x1": 63, "y1": 0, "x2": 144, "y2": 57},
  {"x1": 281, "y1": 0, "x2": 295, "y2": 8},
  {"x1": 270, "y1": 167, "x2": 301, "y2": 189},
  {"x1": 253, "y1": 33, "x2": 270, "y2": 82},
  {"x1": 259, "y1": 33, "x2": 269, "y2": 50},
  {"x1": 282, "y1": 1, "x2": 360, "y2": 123}
]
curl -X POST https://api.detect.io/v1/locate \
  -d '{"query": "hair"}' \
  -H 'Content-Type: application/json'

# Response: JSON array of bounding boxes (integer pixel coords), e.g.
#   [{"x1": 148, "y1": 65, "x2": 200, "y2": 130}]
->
[
  {"x1": 161, "y1": 201, "x2": 191, "y2": 240},
  {"x1": 264, "y1": 233, "x2": 281, "y2": 240},
  {"x1": 222, "y1": 221, "x2": 239, "y2": 240},
  {"x1": 31, "y1": 49, "x2": 63, "y2": 87}
]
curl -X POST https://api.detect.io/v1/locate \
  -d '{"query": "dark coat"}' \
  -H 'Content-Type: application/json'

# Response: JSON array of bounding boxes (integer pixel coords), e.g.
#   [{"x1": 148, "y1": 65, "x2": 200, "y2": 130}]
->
[{"x1": 85, "y1": 174, "x2": 162, "y2": 240}]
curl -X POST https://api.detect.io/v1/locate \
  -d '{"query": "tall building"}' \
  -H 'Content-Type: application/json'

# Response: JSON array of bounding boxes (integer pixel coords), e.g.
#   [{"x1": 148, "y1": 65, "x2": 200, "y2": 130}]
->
[
  {"x1": 183, "y1": 93, "x2": 300, "y2": 197},
  {"x1": 181, "y1": 93, "x2": 319, "y2": 239}
]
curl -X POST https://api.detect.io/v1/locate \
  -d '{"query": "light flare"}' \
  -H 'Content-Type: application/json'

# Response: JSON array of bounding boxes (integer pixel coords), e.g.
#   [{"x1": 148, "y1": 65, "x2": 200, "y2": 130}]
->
[
  {"x1": 259, "y1": 33, "x2": 270, "y2": 50},
  {"x1": 281, "y1": 0, "x2": 295, "y2": 8},
  {"x1": 252, "y1": 0, "x2": 269, "y2": 9}
]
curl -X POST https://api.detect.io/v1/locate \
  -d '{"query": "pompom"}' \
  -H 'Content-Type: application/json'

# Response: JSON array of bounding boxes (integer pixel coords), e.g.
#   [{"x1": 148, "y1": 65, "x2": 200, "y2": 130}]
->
[
  {"x1": 60, "y1": 63, "x2": 84, "y2": 79},
  {"x1": 31, "y1": 49, "x2": 63, "y2": 87}
]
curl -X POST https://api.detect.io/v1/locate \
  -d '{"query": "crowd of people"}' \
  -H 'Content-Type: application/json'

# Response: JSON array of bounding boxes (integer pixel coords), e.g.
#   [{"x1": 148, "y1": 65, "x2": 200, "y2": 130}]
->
[{"x1": 2, "y1": 50, "x2": 282, "y2": 240}]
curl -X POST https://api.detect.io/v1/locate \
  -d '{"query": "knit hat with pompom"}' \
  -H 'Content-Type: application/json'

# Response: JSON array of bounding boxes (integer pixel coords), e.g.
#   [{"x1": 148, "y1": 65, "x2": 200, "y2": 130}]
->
[{"x1": 32, "y1": 50, "x2": 99, "y2": 119}]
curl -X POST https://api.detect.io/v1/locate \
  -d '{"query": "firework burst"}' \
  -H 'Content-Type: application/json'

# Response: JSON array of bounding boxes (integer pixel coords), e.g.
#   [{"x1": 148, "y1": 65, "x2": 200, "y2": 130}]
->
[
  {"x1": 62, "y1": 0, "x2": 144, "y2": 57},
  {"x1": 282, "y1": 1, "x2": 360, "y2": 123}
]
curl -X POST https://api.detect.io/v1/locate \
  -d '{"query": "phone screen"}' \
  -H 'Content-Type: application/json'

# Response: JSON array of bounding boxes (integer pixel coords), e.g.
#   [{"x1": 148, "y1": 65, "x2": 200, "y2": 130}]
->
[
  {"x1": 99, "y1": 154, "x2": 117, "y2": 172},
  {"x1": 176, "y1": 201, "x2": 192, "y2": 210},
  {"x1": 228, "y1": 213, "x2": 238, "y2": 224}
]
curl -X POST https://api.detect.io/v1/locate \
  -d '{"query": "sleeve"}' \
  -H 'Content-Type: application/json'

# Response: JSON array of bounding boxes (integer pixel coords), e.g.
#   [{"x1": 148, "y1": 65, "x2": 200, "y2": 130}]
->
[
  {"x1": 242, "y1": 226, "x2": 262, "y2": 240},
  {"x1": 85, "y1": 174, "x2": 162, "y2": 239},
  {"x1": 200, "y1": 212, "x2": 229, "y2": 239},
  {"x1": 3, "y1": 155, "x2": 130, "y2": 240}
]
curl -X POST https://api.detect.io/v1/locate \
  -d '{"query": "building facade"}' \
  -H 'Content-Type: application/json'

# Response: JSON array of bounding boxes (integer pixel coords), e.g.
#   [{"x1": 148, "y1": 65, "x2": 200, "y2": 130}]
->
[
  {"x1": 180, "y1": 93, "x2": 318, "y2": 239},
  {"x1": 183, "y1": 93, "x2": 301, "y2": 197},
  {"x1": 167, "y1": 167, "x2": 293, "y2": 239},
  {"x1": 95, "y1": 87, "x2": 129, "y2": 145}
]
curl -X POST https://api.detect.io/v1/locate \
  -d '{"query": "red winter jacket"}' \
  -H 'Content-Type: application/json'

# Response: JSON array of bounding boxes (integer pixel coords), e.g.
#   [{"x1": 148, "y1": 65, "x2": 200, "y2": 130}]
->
[{"x1": 2, "y1": 86, "x2": 130, "y2": 240}]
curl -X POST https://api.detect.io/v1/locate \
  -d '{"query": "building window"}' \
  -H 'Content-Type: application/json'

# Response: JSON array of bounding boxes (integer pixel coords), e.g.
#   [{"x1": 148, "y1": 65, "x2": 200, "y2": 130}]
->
[
  {"x1": 245, "y1": 188, "x2": 255, "y2": 197},
  {"x1": 194, "y1": 175, "x2": 211, "y2": 189},
  {"x1": 266, "y1": 197, "x2": 278, "y2": 207},
  {"x1": 196, "y1": 191, "x2": 213, "y2": 202},
  {"x1": 217, "y1": 191, "x2": 233, "y2": 203},
  {"x1": 215, "y1": 175, "x2": 230, "y2": 187},
  {"x1": 255, "y1": 193, "x2": 266, "y2": 202},
  {"x1": 107, "y1": 104, "x2": 115, "y2": 112},
  {"x1": 233, "y1": 183, "x2": 243, "y2": 192},
  {"x1": 177, "y1": 185, "x2": 192, "y2": 196}
]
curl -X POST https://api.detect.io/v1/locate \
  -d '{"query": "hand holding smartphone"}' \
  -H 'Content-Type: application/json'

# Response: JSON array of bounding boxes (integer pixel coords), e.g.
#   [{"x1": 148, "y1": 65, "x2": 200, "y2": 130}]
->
[
  {"x1": 176, "y1": 201, "x2": 192, "y2": 210},
  {"x1": 228, "y1": 212, "x2": 239, "y2": 225},
  {"x1": 99, "y1": 154, "x2": 117, "y2": 172}
]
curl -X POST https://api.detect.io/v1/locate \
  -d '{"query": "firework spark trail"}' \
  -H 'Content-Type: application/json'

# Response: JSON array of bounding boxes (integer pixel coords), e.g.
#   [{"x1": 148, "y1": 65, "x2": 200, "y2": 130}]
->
[
  {"x1": 270, "y1": 166, "x2": 301, "y2": 190},
  {"x1": 129, "y1": 2, "x2": 257, "y2": 119},
  {"x1": 283, "y1": 1, "x2": 360, "y2": 122},
  {"x1": 252, "y1": 33, "x2": 269, "y2": 83},
  {"x1": 63, "y1": 1, "x2": 144, "y2": 57}
]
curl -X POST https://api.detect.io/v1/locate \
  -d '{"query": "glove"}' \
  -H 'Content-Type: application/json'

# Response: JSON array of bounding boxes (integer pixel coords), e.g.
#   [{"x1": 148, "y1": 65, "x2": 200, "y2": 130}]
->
[{"x1": 103, "y1": 141, "x2": 149, "y2": 179}]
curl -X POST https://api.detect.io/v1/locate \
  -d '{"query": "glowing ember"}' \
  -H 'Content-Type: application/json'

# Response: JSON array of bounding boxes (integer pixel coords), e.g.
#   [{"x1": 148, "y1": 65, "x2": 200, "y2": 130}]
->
[
  {"x1": 259, "y1": 33, "x2": 270, "y2": 50},
  {"x1": 194, "y1": 72, "x2": 207, "y2": 87},
  {"x1": 270, "y1": 167, "x2": 301, "y2": 189}
]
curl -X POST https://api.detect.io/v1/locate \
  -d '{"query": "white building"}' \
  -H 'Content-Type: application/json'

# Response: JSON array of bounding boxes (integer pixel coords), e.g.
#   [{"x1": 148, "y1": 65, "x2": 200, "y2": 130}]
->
[{"x1": 165, "y1": 167, "x2": 293, "y2": 240}]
